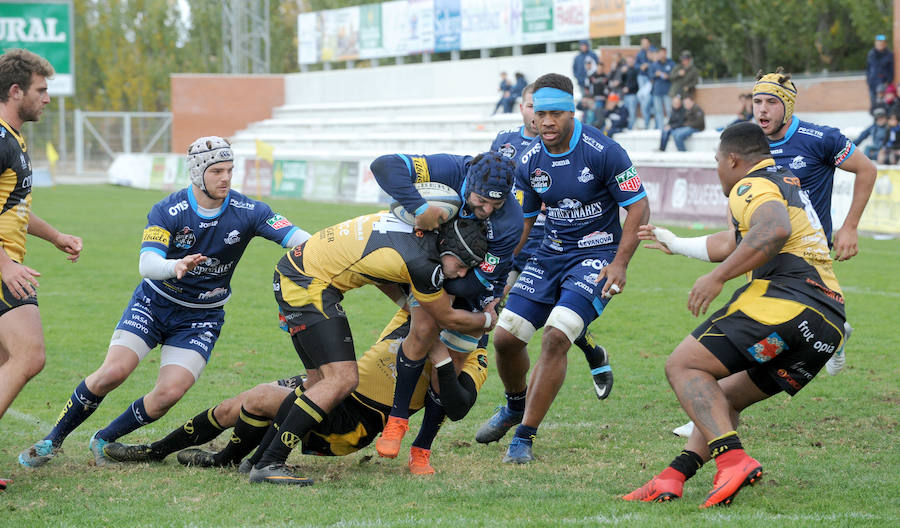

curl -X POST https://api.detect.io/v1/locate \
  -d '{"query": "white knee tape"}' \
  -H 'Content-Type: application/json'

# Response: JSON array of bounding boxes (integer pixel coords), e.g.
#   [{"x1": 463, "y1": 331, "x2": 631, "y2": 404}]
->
[
  {"x1": 439, "y1": 329, "x2": 480, "y2": 353},
  {"x1": 545, "y1": 306, "x2": 585, "y2": 344},
  {"x1": 160, "y1": 346, "x2": 207, "y2": 381},
  {"x1": 110, "y1": 329, "x2": 152, "y2": 361},
  {"x1": 506, "y1": 270, "x2": 520, "y2": 290},
  {"x1": 497, "y1": 309, "x2": 537, "y2": 343}
]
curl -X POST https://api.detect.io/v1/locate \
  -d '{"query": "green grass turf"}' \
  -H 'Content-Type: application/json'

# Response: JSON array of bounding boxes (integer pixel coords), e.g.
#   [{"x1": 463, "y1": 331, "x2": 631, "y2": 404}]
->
[{"x1": 1, "y1": 184, "x2": 897, "y2": 527}]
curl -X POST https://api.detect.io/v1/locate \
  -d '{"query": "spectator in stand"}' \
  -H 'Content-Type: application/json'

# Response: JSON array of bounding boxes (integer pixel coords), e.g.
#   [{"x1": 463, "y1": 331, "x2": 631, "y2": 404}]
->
[
  {"x1": 636, "y1": 40, "x2": 656, "y2": 129},
  {"x1": 589, "y1": 61, "x2": 609, "y2": 107},
  {"x1": 867, "y1": 34, "x2": 894, "y2": 111},
  {"x1": 669, "y1": 50, "x2": 699, "y2": 99},
  {"x1": 602, "y1": 93, "x2": 629, "y2": 138},
  {"x1": 493, "y1": 71, "x2": 513, "y2": 115},
  {"x1": 882, "y1": 84, "x2": 900, "y2": 116},
  {"x1": 650, "y1": 47, "x2": 675, "y2": 129},
  {"x1": 659, "y1": 95, "x2": 686, "y2": 151},
  {"x1": 878, "y1": 112, "x2": 900, "y2": 164},
  {"x1": 718, "y1": 93, "x2": 754, "y2": 131},
  {"x1": 660, "y1": 95, "x2": 704, "y2": 151},
  {"x1": 621, "y1": 55, "x2": 640, "y2": 129},
  {"x1": 573, "y1": 40, "x2": 599, "y2": 92},
  {"x1": 576, "y1": 92, "x2": 597, "y2": 127},
  {"x1": 607, "y1": 52, "x2": 626, "y2": 96},
  {"x1": 856, "y1": 107, "x2": 889, "y2": 160},
  {"x1": 500, "y1": 72, "x2": 529, "y2": 114}
]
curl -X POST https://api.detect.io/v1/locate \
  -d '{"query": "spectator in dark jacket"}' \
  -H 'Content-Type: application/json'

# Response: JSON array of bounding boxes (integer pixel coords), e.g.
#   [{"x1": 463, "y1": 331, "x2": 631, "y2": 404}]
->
[
  {"x1": 659, "y1": 95, "x2": 686, "y2": 151},
  {"x1": 669, "y1": 50, "x2": 700, "y2": 98},
  {"x1": 661, "y1": 95, "x2": 705, "y2": 151},
  {"x1": 857, "y1": 108, "x2": 889, "y2": 160},
  {"x1": 878, "y1": 112, "x2": 900, "y2": 164},
  {"x1": 589, "y1": 61, "x2": 609, "y2": 104},
  {"x1": 573, "y1": 40, "x2": 599, "y2": 91},
  {"x1": 867, "y1": 35, "x2": 894, "y2": 111},
  {"x1": 621, "y1": 55, "x2": 640, "y2": 129},
  {"x1": 493, "y1": 71, "x2": 513, "y2": 115},
  {"x1": 602, "y1": 93, "x2": 629, "y2": 138},
  {"x1": 502, "y1": 72, "x2": 528, "y2": 113},
  {"x1": 650, "y1": 47, "x2": 675, "y2": 129}
]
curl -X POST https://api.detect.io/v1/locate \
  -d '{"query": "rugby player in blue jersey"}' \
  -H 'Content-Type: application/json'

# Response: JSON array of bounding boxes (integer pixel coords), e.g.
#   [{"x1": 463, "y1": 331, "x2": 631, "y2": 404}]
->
[
  {"x1": 479, "y1": 73, "x2": 650, "y2": 463},
  {"x1": 491, "y1": 82, "x2": 614, "y2": 402},
  {"x1": 368, "y1": 151, "x2": 523, "y2": 462},
  {"x1": 19, "y1": 136, "x2": 311, "y2": 468}
]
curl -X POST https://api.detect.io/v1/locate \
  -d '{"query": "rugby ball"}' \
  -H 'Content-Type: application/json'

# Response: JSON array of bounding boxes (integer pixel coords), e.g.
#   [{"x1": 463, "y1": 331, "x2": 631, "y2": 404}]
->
[{"x1": 390, "y1": 181, "x2": 462, "y2": 226}]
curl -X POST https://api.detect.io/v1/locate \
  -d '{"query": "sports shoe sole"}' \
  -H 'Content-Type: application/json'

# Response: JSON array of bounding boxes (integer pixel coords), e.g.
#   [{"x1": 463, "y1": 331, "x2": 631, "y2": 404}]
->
[
  {"x1": 249, "y1": 464, "x2": 314, "y2": 486},
  {"x1": 701, "y1": 465, "x2": 763, "y2": 508},
  {"x1": 475, "y1": 408, "x2": 523, "y2": 444}
]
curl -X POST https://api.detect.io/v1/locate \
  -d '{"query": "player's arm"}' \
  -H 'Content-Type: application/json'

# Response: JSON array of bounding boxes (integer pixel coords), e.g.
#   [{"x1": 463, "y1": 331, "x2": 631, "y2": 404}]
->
[
  {"x1": 376, "y1": 283, "x2": 408, "y2": 309},
  {"x1": 688, "y1": 200, "x2": 791, "y2": 317},
  {"x1": 596, "y1": 196, "x2": 650, "y2": 298},
  {"x1": 370, "y1": 154, "x2": 448, "y2": 230},
  {"x1": 513, "y1": 216, "x2": 536, "y2": 256},
  {"x1": 638, "y1": 224, "x2": 737, "y2": 262},
  {"x1": 832, "y1": 148, "x2": 876, "y2": 261},
  {"x1": 27, "y1": 211, "x2": 82, "y2": 262},
  {"x1": 417, "y1": 293, "x2": 498, "y2": 334}
]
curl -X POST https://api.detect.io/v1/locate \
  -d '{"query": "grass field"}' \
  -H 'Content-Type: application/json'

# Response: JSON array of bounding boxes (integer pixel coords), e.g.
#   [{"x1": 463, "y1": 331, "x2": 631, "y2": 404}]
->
[{"x1": 1, "y1": 185, "x2": 898, "y2": 527}]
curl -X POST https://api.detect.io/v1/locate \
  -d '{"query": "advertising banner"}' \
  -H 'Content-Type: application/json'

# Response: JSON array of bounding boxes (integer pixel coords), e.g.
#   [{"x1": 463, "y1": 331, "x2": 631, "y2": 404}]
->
[
  {"x1": 521, "y1": 0, "x2": 554, "y2": 43},
  {"x1": 0, "y1": 0, "x2": 74, "y2": 95},
  {"x1": 858, "y1": 168, "x2": 900, "y2": 234},
  {"x1": 636, "y1": 166, "x2": 729, "y2": 227},
  {"x1": 320, "y1": 7, "x2": 359, "y2": 62},
  {"x1": 625, "y1": 0, "x2": 665, "y2": 36},
  {"x1": 358, "y1": 3, "x2": 383, "y2": 59},
  {"x1": 589, "y1": 0, "x2": 625, "y2": 38},
  {"x1": 460, "y1": 0, "x2": 507, "y2": 50},
  {"x1": 298, "y1": 12, "x2": 320, "y2": 65},
  {"x1": 381, "y1": 1, "x2": 409, "y2": 57},
  {"x1": 433, "y1": 0, "x2": 461, "y2": 52},
  {"x1": 553, "y1": 0, "x2": 589, "y2": 42},
  {"x1": 271, "y1": 160, "x2": 307, "y2": 199},
  {"x1": 407, "y1": 0, "x2": 435, "y2": 53}
]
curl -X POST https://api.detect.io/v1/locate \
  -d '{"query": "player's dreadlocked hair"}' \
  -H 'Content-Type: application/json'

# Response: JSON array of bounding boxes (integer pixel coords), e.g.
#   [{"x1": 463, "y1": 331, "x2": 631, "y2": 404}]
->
[
  {"x1": 719, "y1": 122, "x2": 771, "y2": 160},
  {"x1": 533, "y1": 73, "x2": 573, "y2": 96}
]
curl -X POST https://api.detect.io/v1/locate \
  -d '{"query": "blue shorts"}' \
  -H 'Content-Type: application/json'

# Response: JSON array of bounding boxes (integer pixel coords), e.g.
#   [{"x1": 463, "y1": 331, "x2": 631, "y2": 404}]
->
[
  {"x1": 513, "y1": 236, "x2": 541, "y2": 273},
  {"x1": 506, "y1": 247, "x2": 616, "y2": 331},
  {"x1": 114, "y1": 282, "x2": 225, "y2": 362}
]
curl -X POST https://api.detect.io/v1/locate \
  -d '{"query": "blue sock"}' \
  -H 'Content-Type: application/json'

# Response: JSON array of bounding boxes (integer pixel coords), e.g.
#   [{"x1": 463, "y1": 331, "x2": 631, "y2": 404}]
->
[
  {"x1": 96, "y1": 397, "x2": 157, "y2": 442},
  {"x1": 411, "y1": 388, "x2": 446, "y2": 450},
  {"x1": 45, "y1": 380, "x2": 104, "y2": 447},
  {"x1": 389, "y1": 344, "x2": 426, "y2": 419},
  {"x1": 514, "y1": 424, "x2": 537, "y2": 441},
  {"x1": 505, "y1": 389, "x2": 527, "y2": 413}
]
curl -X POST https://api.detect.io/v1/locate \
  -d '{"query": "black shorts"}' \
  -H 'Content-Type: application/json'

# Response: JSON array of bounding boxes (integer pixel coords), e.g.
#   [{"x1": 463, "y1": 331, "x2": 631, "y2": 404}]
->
[
  {"x1": 0, "y1": 279, "x2": 38, "y2": 317},
  {"x1": 692, "y1": 287, "x2": 845, "y2": 396},
  {"x1": 301, "y1": 392, "x2": 387, "y2": 456}
]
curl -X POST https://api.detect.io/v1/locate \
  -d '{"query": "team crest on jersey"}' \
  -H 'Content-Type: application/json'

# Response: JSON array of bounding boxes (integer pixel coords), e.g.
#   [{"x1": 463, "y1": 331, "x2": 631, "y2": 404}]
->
[
  {"x1": 223, "y1": 230, "x2": 241, "y2": 244},
  {"x1": 498, "y1": 143, "x2": 516, "y2": 159},
  {"x1": 615, "y1": 166, "x2": 641, "y2": 192},
  {"x1": 174, "y1": 226, "x2": 196, "y2": 249},
  {"x1": 789, "y1": 156, "x2": 806, "y2": 170},
  {"x1": 266, "y1": 214, "x2": 292, "y2": 229},
  {"x1": 530, "y1": 169, "x2": 551, "y2": 193},
  {"x1": 578, "y1": 167, "x2": 594, "y2": 183},
  {"x1": 748, "y1": 332, "x2": 788, "y2": 363},
  {"x1": 737, "y1": 183, "x2": 751, "y2": 196}
]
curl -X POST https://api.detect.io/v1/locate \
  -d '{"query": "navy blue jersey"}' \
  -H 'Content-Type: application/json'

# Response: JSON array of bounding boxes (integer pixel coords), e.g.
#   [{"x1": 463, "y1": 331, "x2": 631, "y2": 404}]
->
[
  {"x1": 768, "y1": 118, "x2": 855, "y2": 242},
  {"x1": 140, "y1": 188, "x2": 301, "y2": 307},
  {"x1": 491, "y1": 126, "x2": 536, "y2": 161},
  {"x1": 515, "y1": 120, "x2": 645, "y2": 253},
  {"x1": 370, "y1": 153, "x2": 523, "y2": 296}
]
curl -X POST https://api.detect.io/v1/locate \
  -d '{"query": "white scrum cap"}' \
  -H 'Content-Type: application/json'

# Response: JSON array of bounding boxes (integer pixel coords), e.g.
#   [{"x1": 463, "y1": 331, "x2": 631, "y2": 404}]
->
[{"x1": 187, "y1": 136, "x2": 233, "y2": 191}]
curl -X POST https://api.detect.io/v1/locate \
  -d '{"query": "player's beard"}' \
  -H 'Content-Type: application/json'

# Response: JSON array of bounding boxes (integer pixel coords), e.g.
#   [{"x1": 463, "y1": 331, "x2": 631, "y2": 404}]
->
[{"x1": 18, "y1": 100, "x2": 43, "y2": 124}]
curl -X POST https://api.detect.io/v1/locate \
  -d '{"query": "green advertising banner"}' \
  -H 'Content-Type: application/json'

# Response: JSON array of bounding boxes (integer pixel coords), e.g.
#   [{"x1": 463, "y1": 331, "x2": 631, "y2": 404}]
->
[
  {"x1": 358, "y1": 4, "x2": 382, "y2": 54},
  {"x1": 0, "y1": 0, "x2": 74, "y2": 96},
  {"x1": 271, "y1": 160, "x2": 307, "y2": 199},
  {"x1": 522, "y1": 0, "x2": 553, "y2": 34}
]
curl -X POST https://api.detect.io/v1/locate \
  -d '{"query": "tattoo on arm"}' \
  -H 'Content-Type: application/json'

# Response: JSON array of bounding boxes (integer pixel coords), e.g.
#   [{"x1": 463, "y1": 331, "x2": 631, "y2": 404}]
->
[{"x1": 745, "y1": 201, "x2": 791, "y2": 259}]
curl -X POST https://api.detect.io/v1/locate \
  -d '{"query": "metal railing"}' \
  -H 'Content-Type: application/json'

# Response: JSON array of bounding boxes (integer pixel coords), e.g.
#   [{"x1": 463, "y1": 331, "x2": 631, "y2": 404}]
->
[{"x1": 73, "y1": 110, "x2": 172, "y2": 174}]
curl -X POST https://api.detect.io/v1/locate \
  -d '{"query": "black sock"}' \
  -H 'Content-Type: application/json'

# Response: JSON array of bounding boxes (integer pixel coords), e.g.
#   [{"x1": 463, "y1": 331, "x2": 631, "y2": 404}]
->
[
  {"x1": 389, "y1": 343, "x2": 426, "y2": 420},
  {"x1": 668, "y1": 450, "x2": 704, "y2": 480},
  {"x1": 505, "y1": 389, "x2": 527, "y2": 413},
  {"x1": 247, "y1": 392, "x2": 295, "y2": 467},
  {"x1": 575, "y1": 333, "x2": 605, "y2": 369},
  {"x1": 149, "y1": 407, "x2": 224, "y2": 457},
  {"x1": 411, "y1": 388, "x2": 446, "y2": 451},
  {"x1": 214, "y1": 406, "x2": 272, "y2": 465},
  {"x1": 255, "y1": 394, "x2": 324, "y2": 468},
  {"x1": 708, "y1": 431, "x2": 742, "y2": 459}
]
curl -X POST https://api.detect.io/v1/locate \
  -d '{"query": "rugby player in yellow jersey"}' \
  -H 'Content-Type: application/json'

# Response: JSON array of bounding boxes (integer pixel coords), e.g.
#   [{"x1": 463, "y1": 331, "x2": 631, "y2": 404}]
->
[
  {"x1": 247, "y1": 213, "x2": 497, "y2": 484},
  {"x1": 0, "y1": 49, "x2": 81, "y2": 491},
  {"x1": 625, "y1": 122, "x2": 846, "y2": 508},
  {"x1": 104, "y1": 308, "x2": 488, "y2": 476}
]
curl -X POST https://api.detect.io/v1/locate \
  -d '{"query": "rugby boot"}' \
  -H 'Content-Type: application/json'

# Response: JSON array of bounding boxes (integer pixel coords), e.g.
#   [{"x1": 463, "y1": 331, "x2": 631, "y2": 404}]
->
[
  {"x1": 672, "y1": 421, "x2": 695, "y2": 438},
  {"x1": 502, "y1": 436, "x2": 534, "y2": 464},
  {"x1": 18, "y1": 439, "x2": 59, "y2": 468},
  {"x1": 103, "y1": 442, "x2": 165, "y2": 463},
  {"x1": 176, "y1": 448, "x2": 221, "y2": 467},
  {"x1": 825, "y1": 321, "x2": 852, "y2": 376},
  {"x1": 700, "y1": 450, "x2": 763, "y2": 508},
  {"x1": 590, "y1": 346, "x2": 614, "y2": 400},
  {"x1": 237, "y1": 458, "x2": 253, "y2": 475},
  {"x1": 407, "y1": 446, "x2": 436, "y2": 475},
  {"x1": 623, "y1": 467, "x2": 685, "y2": 502},
  {"x1": 375, "y1": 416, "x2": 409, "y2": 459},
  {"x1": 249, "y1": 463, "x2": 314, "y2": 486},
  {"x1": 89, "y1": 432, "x2": 114, "y2": 466},
  {"x1": 475, "y1": 405, "x2": 524, "y2": 444}
]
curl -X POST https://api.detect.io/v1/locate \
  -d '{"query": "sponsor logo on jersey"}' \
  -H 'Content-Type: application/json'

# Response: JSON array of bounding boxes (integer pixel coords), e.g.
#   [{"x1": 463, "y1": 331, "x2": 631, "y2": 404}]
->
[
  {"x1": 479, "y1": 252, "x2": 500, "y2": 273},
  {"x1": 478, "y1": 354, "x2": 488, "y2": 368},
  {"x1": 770, "y1": 148, "x2": 783, "y2": 154},
  {"x1": 546, "y1": 201, "x2": 603, "y2": 222},
  {"x1": 834, "y1": 139, "x2": 852, "y2": 165},
  {"x1": 580, "y1": 258, "x2": 609, "y2": 270},
  {"x1": 189, "y1": 257, "x2": 235, "y2": 276},
  {"x1": 797, "y1": 127, "x2": 824, "y2": 139},
  {"x1": 142, "y1": 226, "x2": 171, "y2": 246},
  {"x1": 498, "y1": 143, "x2": 516, "y2": 159},
  {"x1": 748, "y1": 332, "x2": 788, "y2": 363},
  {"x1": 199, "y1": 330, "x2": 215, "y2": 342},
  {"x1": 521, "y1": 142, "x2": 542, "y2": 164},
  {"x1": 412, "y1": 156, "x2": 430, "y2": 183},
  {"x1": 776, "y1": 368, "x2": 802, "y2": 390},
  {"x1": 577, "y1": 231, "x2": 613, "y2": 248},
  {"x1": 223, "y1": 230, "x2": 241, "y2": 244},
  {"x1": 229, "y1": 198, "x2": 255, "y2": 210},
  {"x1": 530, "y1": 168, "x2": 551, "y2": 193},
  {"x1": 515, "y1": 189, "x2": 524, "y2": 206},
  {"x1": 266, "y1": 214, "x2": 292, "y2": 230},
  {"x1": 19, "y1": 153, "x2": 27, "y2": 169},
  {"x1": 577, "y1": 167, "x2": 594, "y2": 183},
  {"x1": 198, "y1": 287, "x2": 228, "y2": 300},
  {"x1": 551, "y1": 159, "x2": 570, "y2": 167},
  {"x1": 737, "y1": 183, "x2": 751, "y2": 196},
  {"x1": 168, "y1": 200, "x2": 189, "y2": 216},
  {"x1": 581, "y1": 133, "x2": 605, "y2": 153},
  {"x1": 0, "y1": 128, "x2": 5, "y2": 138},
  {"x1": 789, "y1": 155, "x2": 806, "y2": 170},
  {"x1": 174, "y1": 226, "x2": 196, "y2": 249},
  {"x1": 198, "y1": 220, "x2": 218, "y2": 228},
  {"x1": 431, "y1": 265, "x2": 444, "y2": 288},
  {"x1": 615, "y1": 165, "x2": 641, "y2": 192},
  {"x1": 547, "y1": 230, "x2": 564, "y2": 251}
]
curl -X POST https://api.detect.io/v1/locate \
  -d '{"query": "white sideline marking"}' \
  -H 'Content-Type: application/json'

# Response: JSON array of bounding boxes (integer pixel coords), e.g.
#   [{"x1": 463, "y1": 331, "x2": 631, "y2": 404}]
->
[{"x1": 5, "y1": 408, "x2": 46, "y2": 426}]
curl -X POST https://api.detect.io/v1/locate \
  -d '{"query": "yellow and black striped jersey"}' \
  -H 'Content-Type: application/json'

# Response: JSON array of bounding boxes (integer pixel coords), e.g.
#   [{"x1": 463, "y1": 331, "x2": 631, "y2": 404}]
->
[
  {"x1": 279, "y1": 211, "x2": 446, "y2": 304},
  {"x1": 0, "y1": 118, "x2": 32, "y2": 264},
  {"x1": 729, "y1": 159, "x2": 844, "y2": 316},
  {"x1": 356, "y1": 308, "x2": 489, "y2": 413}
]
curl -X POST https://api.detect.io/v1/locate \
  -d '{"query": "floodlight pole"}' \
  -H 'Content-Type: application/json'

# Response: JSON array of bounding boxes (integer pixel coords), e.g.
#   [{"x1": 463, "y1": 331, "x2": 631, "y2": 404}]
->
[{"x1": 222, "y1": 0, "x2": 271, "y2": 74}]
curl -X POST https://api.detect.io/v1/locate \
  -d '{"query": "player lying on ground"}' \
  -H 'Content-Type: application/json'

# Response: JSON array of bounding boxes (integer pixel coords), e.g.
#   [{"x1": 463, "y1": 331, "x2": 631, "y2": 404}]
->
[
  {"x1": 624, "y1": 122, "x2": 846, "y2": 508},
  {"x1": 104, "y1": 307, "x2": 487, "y2": 476}
]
